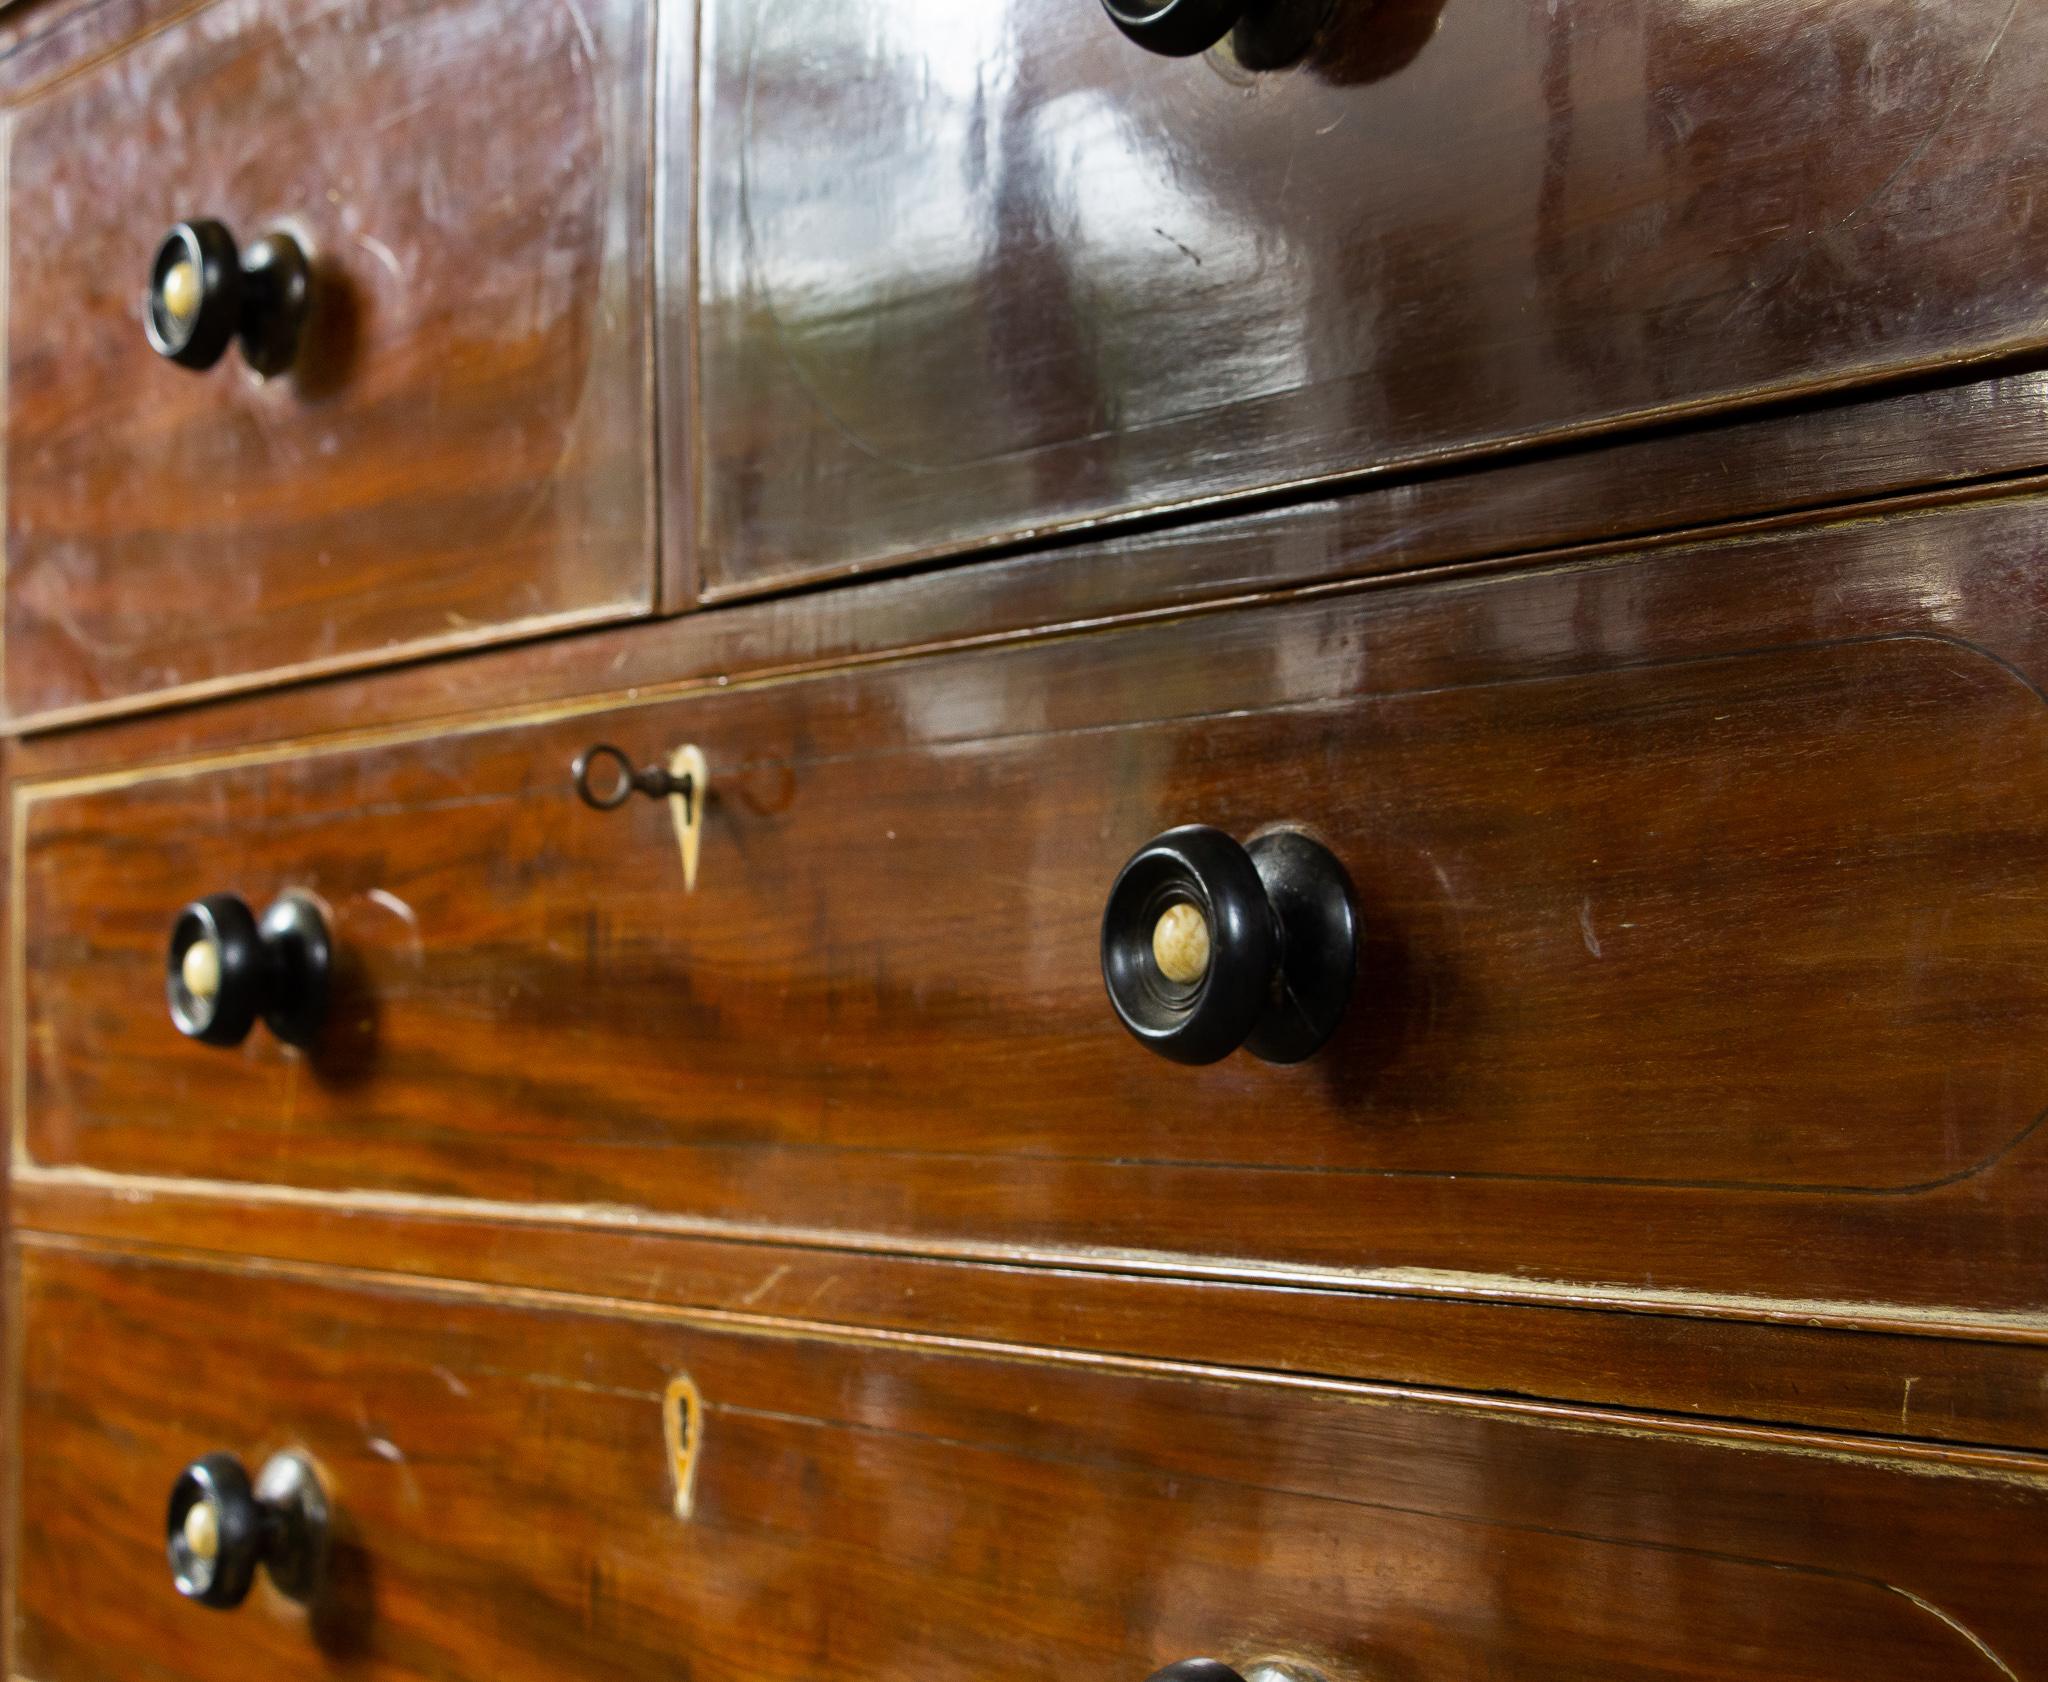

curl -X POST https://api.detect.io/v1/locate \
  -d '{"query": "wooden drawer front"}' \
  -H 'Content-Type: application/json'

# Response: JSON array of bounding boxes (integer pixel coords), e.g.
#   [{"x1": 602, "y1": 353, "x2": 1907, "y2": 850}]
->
[
  {"x1": 3, "y1": 0, "x2": 654, "y2": 726},
  {"x1": 15, "y1": 1242, "x2": 2048, "y2": 1682},
  {"x1": 694, "y1": 0, "x2": 2048, "y2": 597},
  {"x1": 21, "y1": 494, "x2": 2048, "y2": 1325}
]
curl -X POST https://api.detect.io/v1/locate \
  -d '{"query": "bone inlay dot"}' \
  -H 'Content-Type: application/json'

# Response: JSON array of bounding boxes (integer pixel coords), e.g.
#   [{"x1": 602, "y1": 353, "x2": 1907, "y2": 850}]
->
[
  {"x1": 160, "y1": 258, "x2": 200, "y2": 322},
  {"x1": 182, "y1": 1498, "x2": 220, "y2": 1562},
  {"x1": 181, "y1": 938, "x2": 222, "y2": 1002},
  {"x1": 1152, "y1": 903, "x2": 1212, "y2": 985}
]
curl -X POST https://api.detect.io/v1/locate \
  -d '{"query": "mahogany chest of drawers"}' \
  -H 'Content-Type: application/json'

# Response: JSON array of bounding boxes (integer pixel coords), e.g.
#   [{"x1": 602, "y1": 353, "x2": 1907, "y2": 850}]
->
[{"x1": 5, "y1": 0, "x2": 2048, "y2": 1677}]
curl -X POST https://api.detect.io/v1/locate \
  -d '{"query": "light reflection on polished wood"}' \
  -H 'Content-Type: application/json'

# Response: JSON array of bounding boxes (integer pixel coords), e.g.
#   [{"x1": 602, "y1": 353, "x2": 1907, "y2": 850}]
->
[
  {"x1": 7, "y1": 0, "x2": 2048, "y2": 1671},
  {"x1": 15, "y1": 1242, "x2": 2048, "y2": 1682},
  {"x1": 3, "y1": 0, "x2": 655, "y2": 725},
  {"x1": 16, "y1": 1173, "x2": 2048, "y2": 1450},
  {"x1": 693, "y1": 0, "x2": 2048, "y2": 594},
  {"x1": 20, "y1": 494, "x2": 2048, "y2": 1327},
  {"x1": 13, "y1": 360, "x2": 2048, "y2": 750}
]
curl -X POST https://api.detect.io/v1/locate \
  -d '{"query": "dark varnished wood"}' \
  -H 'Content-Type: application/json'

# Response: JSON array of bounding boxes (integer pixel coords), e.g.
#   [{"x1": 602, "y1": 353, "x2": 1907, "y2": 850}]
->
[
  {"x1": 3, "y1": 0, "x2": 655, "y2": 726},
  {"x1": 17, "y1": 1180, "x2": 2048, "y2": 1452},
  {"x1": 21, "y1": 492, "x2": 2048, "y2": 1325},
  {"x1": 692, "y1": 0, "x2": 2048, "y2": 595},
  {"x1": 13, "y1": 3, "x2": 2048, "y2": 1670},
  {"x1": 18, "y1": 1241, "x2": 2048, "y2": 1681},
  {"x1": 18, "y1": 363, "x2": 2048, "y2": 754}
]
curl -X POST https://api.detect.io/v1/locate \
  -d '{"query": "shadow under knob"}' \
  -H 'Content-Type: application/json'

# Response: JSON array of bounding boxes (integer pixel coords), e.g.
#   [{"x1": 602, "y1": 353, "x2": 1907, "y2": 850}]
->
[
  {"x1": 1102, "y1": 825, "x2": 1355, "y2": 1065},
  {"x1": 167, "y1": 891, "x2": 332, "y2": 1049},
  {"x1": 146, "y1": 219, "x2": 310, "y2": 376},
  {"x1": 167, "y1": 1450, "x2": 328, "y2": 1611}
]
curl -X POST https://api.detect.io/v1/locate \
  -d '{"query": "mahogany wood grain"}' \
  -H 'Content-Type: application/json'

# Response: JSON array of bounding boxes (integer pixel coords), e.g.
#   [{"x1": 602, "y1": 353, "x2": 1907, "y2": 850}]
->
[
  {"x1": 21, "y1": 492, "x2": 2048, "y2": 1326},
  {"x1": 693, "y1": 0, "x2": 2048, "y2": 595},
  {"x1": 19, "y1": 362, "x2": 2048, "y2": 751},
  {"x1": 3, "y1": 0, "x2": 656, "y2": 726},
  {"x1": 17, "y1": 1241, "x2": 2048, "y2": 1682},
  {"x1": 16, "y1": 1181, "x2": 2048, "y2": 1452}
]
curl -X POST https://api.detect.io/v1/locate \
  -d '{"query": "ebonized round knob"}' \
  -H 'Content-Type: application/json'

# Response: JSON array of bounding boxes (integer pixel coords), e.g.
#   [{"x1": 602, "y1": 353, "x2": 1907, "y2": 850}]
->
[
  {"x1": 1149, "y1": 1662, "x2": 1324, "y2": 1682},
  {"x1": 1100, "y1": 0, "x2": 1247, "y2": 56},
  {"x1": 167, "y1": 1451, "x2": 328, "y2": 1611},
  {"x1": 166, "y1": 892, "x2": 332, "y2": 1049},
  {"x1": 1148, "y1": 1665, "x2": 1250, "y2": 1682},
  {"x1": 1102, "y1": 825, "x2": 1355, "y2": 1065},
  {"x1": 146, "y1": 220, "x2": 310, "y2": 376}
]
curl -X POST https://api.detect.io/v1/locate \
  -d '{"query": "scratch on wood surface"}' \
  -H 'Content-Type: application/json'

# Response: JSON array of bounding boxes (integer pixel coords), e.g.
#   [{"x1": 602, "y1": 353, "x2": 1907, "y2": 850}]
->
[
  {"x1": 735, "y1": 1264, "x2": 790, "y2": 1308},
  {"x1": 364, "y1": 887, "x2": 418, "y2": 929},
  {"x1": 1889, "y1": 1586, "x2": 2021, "y2": 1682}
]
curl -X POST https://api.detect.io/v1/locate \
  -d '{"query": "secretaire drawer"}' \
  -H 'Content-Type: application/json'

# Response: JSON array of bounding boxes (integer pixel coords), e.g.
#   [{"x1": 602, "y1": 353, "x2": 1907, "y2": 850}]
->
[
  {"x1": 19, "y1": 493, "x2": 2048, "y2": 1325},
  {"x1": 2, "y1": 0, "x2": 654, "y2": 726},
  {"x1": 695, "y1": 0, "x2": 2048, "y2": 596},
  {"x1": 15, "y1": 1242, "x2": 2048, "y2": 1681}
]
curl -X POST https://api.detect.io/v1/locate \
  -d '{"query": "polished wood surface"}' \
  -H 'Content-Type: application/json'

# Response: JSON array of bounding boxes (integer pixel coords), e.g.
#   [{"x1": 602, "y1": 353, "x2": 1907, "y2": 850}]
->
[
  {"x1": 693, "y1": 0, "x2": 2048, "y2": 596},
  {"x1": 0, "y1": 0, "x2": 225, "y2": 106},
  {"x1": 19, "y1": 1241, "x2": 2048, "y2": 1682},
  {"x1": 8, "y1": 353, "x2": 2048, "y2": 756},
  {"x1": 3, "y1": 0, "x2": 655, "y2": 726},
  {"x1": 21, "y1": 491, "x2": 2048, "y2": 1323},
  {"x1": 19, "y1": 1178, "x2": 2048, "y2": 1452},
  {"x1": 13, "y1": 3, "x2": 2048, "y2": 1670}
]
